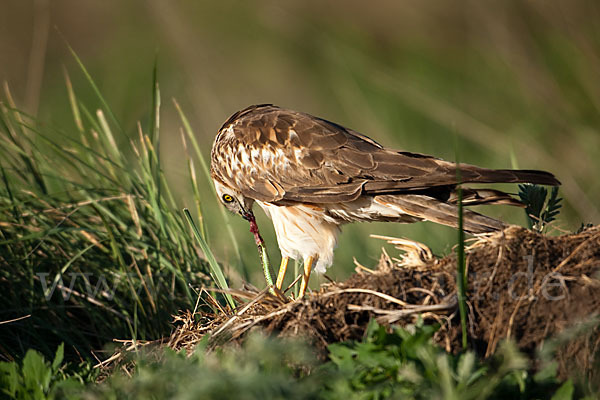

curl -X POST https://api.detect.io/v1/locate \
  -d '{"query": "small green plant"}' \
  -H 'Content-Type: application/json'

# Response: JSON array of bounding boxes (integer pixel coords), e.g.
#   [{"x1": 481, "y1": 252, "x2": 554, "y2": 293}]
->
[
  {"x1": 0, "y1": 344, "x2": 86, "y2": 400},
  {"x1": 518, "y1": 184, "x2": 562, "y2": 232},
  {"x1": 320, "y1": 320, "x2": 576, "y2": 400},
  {"x1": 80, "y1": 334, "x2": 322, "y2": 400},
  {"x1": 28, "y1": 323, "x2": 585, "y2": 399}
]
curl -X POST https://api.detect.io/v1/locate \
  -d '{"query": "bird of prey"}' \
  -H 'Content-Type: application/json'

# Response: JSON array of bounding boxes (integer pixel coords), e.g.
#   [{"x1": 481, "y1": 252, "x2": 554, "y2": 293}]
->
[{"x1": 210, "y1": 104, "x2": 560, "y2": 297}]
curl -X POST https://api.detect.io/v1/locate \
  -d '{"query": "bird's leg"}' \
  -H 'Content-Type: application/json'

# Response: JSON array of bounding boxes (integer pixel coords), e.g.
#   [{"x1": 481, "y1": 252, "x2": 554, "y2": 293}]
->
[
  {"x1": 275, "y1": 256, "x2": 289, "y2": 290},
  {"x1": 298, "y1": 256, "x2": 314, "y2": 297}
]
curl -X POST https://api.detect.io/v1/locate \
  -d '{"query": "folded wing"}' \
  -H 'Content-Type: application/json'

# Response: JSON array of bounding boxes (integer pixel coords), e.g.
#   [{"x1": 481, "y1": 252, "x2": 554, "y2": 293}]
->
[{"x1": 210, "y1": 105, "x2": 560, "y2": 204}]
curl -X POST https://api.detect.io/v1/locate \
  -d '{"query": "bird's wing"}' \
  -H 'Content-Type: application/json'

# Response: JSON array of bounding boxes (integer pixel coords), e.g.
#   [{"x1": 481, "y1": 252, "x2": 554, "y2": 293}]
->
[{"x1": 210, "y1": 105, "x2": 559, "y2": 204}]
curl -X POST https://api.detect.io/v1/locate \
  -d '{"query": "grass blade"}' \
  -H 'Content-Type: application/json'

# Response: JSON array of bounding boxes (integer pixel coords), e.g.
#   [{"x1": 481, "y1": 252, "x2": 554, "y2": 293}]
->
[
  {"x1": 173, "y1": 99, "x2": 247, "y2": 278},
  {"x1": 183, "y1": 208, "x2": 235, "y2": 309},
  {"x1": 455, "y1": 138, "x2": 468, "y2": 351},
  {"x1": 65, "y1": 42, "x2": 121, "y2": 134}
]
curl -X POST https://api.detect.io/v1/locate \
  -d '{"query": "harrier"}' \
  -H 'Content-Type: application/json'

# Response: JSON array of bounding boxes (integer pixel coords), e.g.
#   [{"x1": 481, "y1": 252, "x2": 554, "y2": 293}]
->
[{"x1": 210, "y1": 104, "x2": 560, "y2": 297}]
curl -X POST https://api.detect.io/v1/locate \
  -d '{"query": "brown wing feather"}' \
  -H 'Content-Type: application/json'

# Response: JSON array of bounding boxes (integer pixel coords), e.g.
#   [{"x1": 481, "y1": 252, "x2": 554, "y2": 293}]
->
[{"x1": 211, "y1": 105, "x2": 560, "y2": 204}]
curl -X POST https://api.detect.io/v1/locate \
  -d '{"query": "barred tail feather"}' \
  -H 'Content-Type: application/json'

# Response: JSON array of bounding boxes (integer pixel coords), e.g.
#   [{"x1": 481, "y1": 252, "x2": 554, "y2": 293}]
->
[
  {"x1": 461, "y1": 167, "x2": 561, "y2": 187},
  {"x1": 448, "y1": 188, "x2": 524, "y2": 207},
  {"x1": 375, "y1": 194, "x2": 507, "y2": 234}
]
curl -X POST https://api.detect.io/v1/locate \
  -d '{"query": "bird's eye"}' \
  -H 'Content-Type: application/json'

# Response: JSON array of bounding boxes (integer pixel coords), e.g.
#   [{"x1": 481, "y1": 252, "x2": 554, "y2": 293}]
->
[{"x1": 222, "y1": 194, "x2": 234, "y2": 203}]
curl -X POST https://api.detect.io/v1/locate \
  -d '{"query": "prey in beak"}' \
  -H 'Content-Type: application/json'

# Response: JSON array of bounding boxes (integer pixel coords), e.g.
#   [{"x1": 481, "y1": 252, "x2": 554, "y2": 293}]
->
[
  {"x1": 240, "y1": 207, "x2": 277, "y2": 294},
  {"x1": 240, "y1": 208, "x2": 262, "y2": 245}
]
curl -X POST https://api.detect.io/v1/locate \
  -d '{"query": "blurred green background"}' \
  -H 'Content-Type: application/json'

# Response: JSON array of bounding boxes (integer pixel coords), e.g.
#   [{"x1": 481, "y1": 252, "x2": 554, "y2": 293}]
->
[{"x1": 1, "y1": 0, "x2": 599, "y2": 288}]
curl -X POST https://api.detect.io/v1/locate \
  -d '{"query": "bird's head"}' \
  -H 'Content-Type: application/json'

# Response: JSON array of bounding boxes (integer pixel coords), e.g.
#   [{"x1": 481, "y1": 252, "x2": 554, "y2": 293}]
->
[{"x1": 213, "y1": 180, "x2": 255, "y2": 221}]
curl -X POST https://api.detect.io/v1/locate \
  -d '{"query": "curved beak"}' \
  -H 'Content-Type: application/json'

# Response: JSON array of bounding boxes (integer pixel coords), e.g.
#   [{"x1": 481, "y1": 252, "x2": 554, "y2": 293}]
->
[{"x1": 239, "y1": 205, "x2": 254, "y2": 221}]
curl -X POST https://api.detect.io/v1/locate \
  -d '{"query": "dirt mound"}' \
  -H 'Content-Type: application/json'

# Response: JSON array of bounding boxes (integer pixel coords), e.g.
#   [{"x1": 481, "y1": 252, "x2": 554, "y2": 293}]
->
[{"x1": 169, "y1": 225, "x2": 600, "y2": 381}]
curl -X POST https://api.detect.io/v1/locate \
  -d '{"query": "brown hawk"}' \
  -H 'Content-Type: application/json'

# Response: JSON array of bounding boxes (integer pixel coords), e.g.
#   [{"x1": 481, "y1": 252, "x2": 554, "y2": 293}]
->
[{"x1": 210, "y1": 104, "x2": 560, "y2": 296}]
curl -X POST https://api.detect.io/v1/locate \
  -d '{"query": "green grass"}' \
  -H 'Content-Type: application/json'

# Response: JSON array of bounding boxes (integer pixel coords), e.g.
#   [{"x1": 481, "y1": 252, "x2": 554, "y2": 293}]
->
[{"x1": 0, "y1": 62, "x2": 233, "y2": 362}]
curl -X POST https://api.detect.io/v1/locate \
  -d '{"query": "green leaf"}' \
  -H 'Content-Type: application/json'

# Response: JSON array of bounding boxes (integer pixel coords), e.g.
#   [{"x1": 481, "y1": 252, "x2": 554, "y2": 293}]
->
[
  {"x1": 0, "y1": 361, "x2": 20, "y2": 396},
  {"x1": 534, "y1": 361, "x2": 559, "y2": 383},
  {"x1": 542, "y1": 186, "x2": 563, "y2": 225},
  {"x1": 22, "y1": 349, "x2": 52, "y2": 395},
  {"x1": 518, "y1": 184, "x2": 562, "y2": 232},
  {"x1": 51, "y1": 343, "x2": 65, "y2": 372},
  {"x1": 551, "y1": 379, "x2": 574, "y2": 400},
  {"x1": 518, "y1": 183, "x2": 547, "y2": 230},
  {"x1": 456, "y1": 352, "x2": 475, "y2": 384}
]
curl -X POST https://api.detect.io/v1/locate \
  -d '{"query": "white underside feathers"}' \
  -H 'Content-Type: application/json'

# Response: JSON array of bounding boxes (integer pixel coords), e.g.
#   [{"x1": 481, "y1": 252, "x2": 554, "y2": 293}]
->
[
  {"x1": 256, "y1": 201, "x2": 339, "y2": 273},
  {"x1": 256, "y1": 197, "x2": 420, "y2": 273}
]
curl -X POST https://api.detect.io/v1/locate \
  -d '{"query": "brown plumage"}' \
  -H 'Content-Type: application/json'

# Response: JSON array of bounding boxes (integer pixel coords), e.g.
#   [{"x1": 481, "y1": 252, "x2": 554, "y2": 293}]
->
[{"x1": 210, "y1": 104, "x2": 560, "y2": 295}]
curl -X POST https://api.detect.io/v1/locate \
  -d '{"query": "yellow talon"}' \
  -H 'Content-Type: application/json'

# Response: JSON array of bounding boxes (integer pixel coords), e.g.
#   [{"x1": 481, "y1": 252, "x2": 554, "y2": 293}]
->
[
  {"x1": 298, "y1": 256, "x2": 314, "y2": 297},
  {"x1": 276, "y1": 256, "x2": 289, "y2": 290}
]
